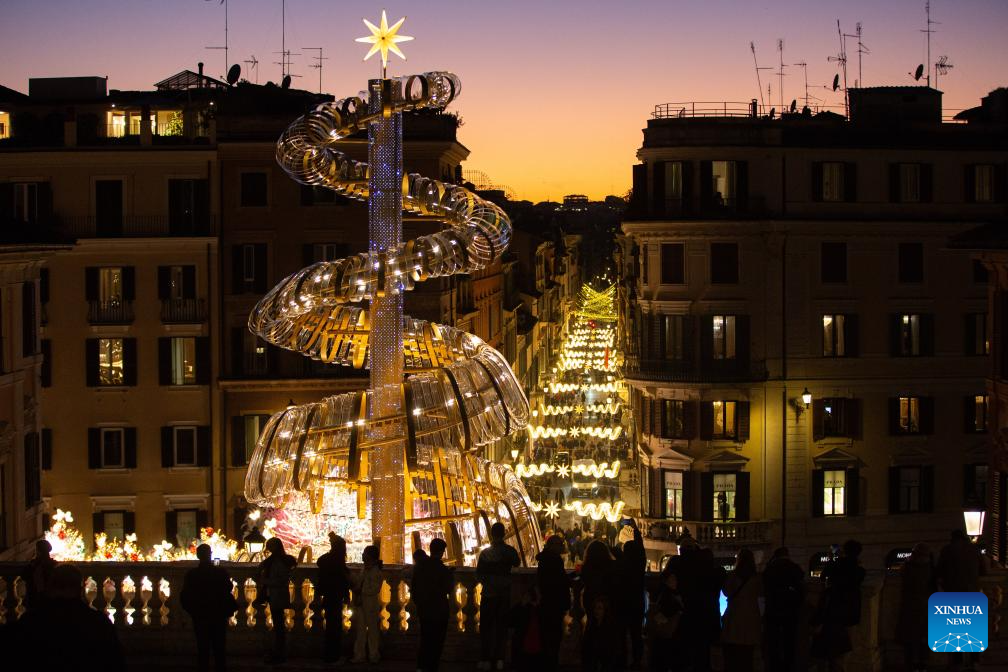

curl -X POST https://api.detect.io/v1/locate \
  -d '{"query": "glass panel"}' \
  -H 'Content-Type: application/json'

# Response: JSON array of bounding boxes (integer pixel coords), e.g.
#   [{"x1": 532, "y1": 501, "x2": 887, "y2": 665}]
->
[
  {"x1": 664, "y1": 472, "x2": 683, "y2": 520},
  {"x1": 975, "y1": 395, "x2": 988, "y2": 432},
  {"x1": 713, "y1": 401, "x2": 725, "y2": 436},
  {"x1": 101, "y1": 429, "x2": 123, "y2": 467},
  {"x1": 711, "y1": 161, "x2": 737, "y2": 203},
  {"x1": 823, "y1": 162, "x2": 844, "y2": 201},
  {"x1": 664, "y1": 315, "x2": 682, "y2": 359},
  {"x1": 176, "y1": 511, "x2": 198, "y2": 546},
  {"x1": 900, "y1": 164, "x2": 921, "y2": 202},
  {"x1": 175, "y1": 427, "x2": 197, "y2": 466},
  {"x1": 713, "y1": 473, "x2": 736, "y2": 521},
  {"x1": 244, "y1": 416, "x2": 264, "y2": 461},
  {"x1": 823, "y1": 315, "x2": 834, "y2": 356},
  {"x1": 900, "y1": 467, "x2": 921, "y2": 512},
  {"x1": 666, "y1": 161, "x2": 683, "y2": 200},
  {"x1": 171, "y1": 337, "x2": 196, "y2": 385},
  {"x1": 976, "y1": 165, "x2": 994, "y2": 202},
  {"x1": 104, "y1": 512, "x2": 125, "y2": 540},
  {"x1": 99, "y1": 267, "x2": 123, "y2": 303},
  {"x1": 713, "y1": 315, "x2": 735, "y2": 360},
  {"x1": 99, "y1": 338, "x2": 124, "y2": 385},
  {"x1": 824, "y1": 470, "x2": 846, "y2": 515}
]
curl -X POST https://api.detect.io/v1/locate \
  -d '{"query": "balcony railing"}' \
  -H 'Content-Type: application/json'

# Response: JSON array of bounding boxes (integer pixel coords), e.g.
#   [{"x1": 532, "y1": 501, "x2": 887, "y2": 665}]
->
[
  {"x1": 88, "y1": 300, "x2": 134, "y2": 325},
  {"x1": 58, "y1": 215, "x2": 217, "y2": 239},
  {"x1": 624, "y1": 357, "x2": 769, "y2": 383},
  {"x1": 640, "y1": 518, "x2": 774, "y2": 546},
  {"x1": 160, "y1": 299, "x2": 207, "y2": 324}
]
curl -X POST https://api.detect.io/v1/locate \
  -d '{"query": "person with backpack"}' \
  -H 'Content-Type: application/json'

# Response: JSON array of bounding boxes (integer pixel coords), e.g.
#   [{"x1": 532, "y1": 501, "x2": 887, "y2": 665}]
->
[{"x1": 762, "y1": 547, "x2": 804, "y2": 672}]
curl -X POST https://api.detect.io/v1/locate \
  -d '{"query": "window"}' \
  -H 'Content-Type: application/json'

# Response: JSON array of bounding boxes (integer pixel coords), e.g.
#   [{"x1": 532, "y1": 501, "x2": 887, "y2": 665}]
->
[
  {"x1": 898, "y1": 467, "x2": 922, "y2": 513},
  {"x1": 712, "y1": 315, "x2": 736, "y2": 360},
  {"x1": 896, "y1": 314, "x2": 921, "y2": 356},
  {"x1": 174, "y1": 427, "x2": 197, "y2": 466},
  {"x1": 898, "y1": 163, "x2": 921, "y2": 202},
  {"x1": 664, "y1": 471, "x2": 683, "y2": 520},
  {"x1": 823, "y1": 314, "x2": 846, "y2": 357},
  {"x1": 171, "y1": 337, "x2": 196, "y2": 385},
  {"x1": 712, "y1": 401, "x2": 737, "y2": 439},
  {"x1": 822, "y1": 162, "x2": 844, "y2": 202},
  {"x1": 665, "y1": 162, "x2": 683, "y2": 201},
  {"x1": 965, "y1": 464, "x2": 988, "y2": 505},
  {"x1": 641, "y1": 245, "x2": 648, "y2": 286},
  {"x1": 23, "y1": 432, "x2": 41, "y2": 508},
  {"x1": 98, "y1": 338, "x2": 124, "y2": 385},
  {"x1": 22, "y1": 281, "x2": 37, "y2": 356},
  {"x1": 101, "y1": 428, "x2": 124, "y2": 468},
  {"x1": 0, "y1": 111, "x2": 9, "y2": 139},
  {"x1": 240, "y1": 172, "x2": 268, "y2": 207},
  {"x1": 966, "y1": 313, "x2": 990, "y2": 356},
  {"x1": 973, "y1": 164, "x2": 994, "y2": 203},
  {"x1": 313, "y1": 243, "x2": 345, "y2": 262},
  {"x1": 710, "y1": 243, "x2": 739, "y2": 284},
  {"x1": 13, "y1": 183, "x2": 38, "y2": 223},
  {"x1": 898, "y1": 243, "x2": 924, "y2": 283},
  {"x1": 713, "y1": 473, "x2": 736, "y2": 521},
  {"x1": 821, "y1": 242, "x2": 847, "y2": 284},
  {"x1": 710, "y1": 161, "x2": 737, "y2": 204},
  {"x1": 898, "y1": 396, "x2": 921, "y2": 434},
  {"x1": 102, "y1": 512, "x2": 125, "y2": 541},
  {"x1": 824, "y1": 470, "x2": 846, "y2": 516},
  {"x1": 99, "y1": 267, "x2": 124, "y2": 303},
  {"x1": 243, "y1": 246, "x2": 256, "y2": 283},
  {"x1": 161, "y1": 265, "x2": 196, "y2": 300},
  {"x1": 969, "y1": 394, "x2": 989, "y2": 433},
  {"x1": 233, "y1": 243, "x2": 268, "y2": 293},
  {"x1": 663, "y1": 315, "x2": 684, "y2": 359},
  {"x1": 660, "y1": 243, "x2": 685, "y2": 284},
  {"x1": 822, "y1": 399, "x2": 844, "y2": 437},
  {"x1": 176, "y1": 510, "x2": 198, "y2": 545},
  {"x1": 660, "y1": 400, "x2": 686, "y2": 438}
]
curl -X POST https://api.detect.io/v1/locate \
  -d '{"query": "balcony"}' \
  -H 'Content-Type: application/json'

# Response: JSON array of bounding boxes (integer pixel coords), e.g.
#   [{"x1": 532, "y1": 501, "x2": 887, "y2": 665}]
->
[
  {"x1": 623, "y1": 357, "x2": 768, "y2": 383},
  {"x1": 640, "y1": 518, "x2": 774, "y2": 547},
  {"x1": 58, "y1": 215, "x2": 217, "y2": 239},
  {"x1": 160, "y1": 299, "x2": 207, "y2": 324},
  {"x1": 88, "y1": 300, "x2": 134, "y2": 325}
]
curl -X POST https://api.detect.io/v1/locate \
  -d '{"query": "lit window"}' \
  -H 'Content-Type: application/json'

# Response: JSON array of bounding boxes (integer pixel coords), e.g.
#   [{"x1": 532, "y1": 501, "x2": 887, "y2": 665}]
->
[
  {"x1": 100, "y1": 428, "x2": 124, "y2": 468},
  {"x1": 0, "y1": 110, "x2": 10, "y2": 139},
  {"x1": 824, "y1": 470, "x2": 846, "y2": 516},
  {"x1": 711, "y1": 161, "x2": 737, "y2": 204},
  {"x1": 664, "y1": 471, "x2": 683, "y2": 521},
  {"x1": 974, "y1": 165, "x2": 994, "y2": 203},
  {"x1": 99, "y1": 267, "x2": 123, "y2": 303},
  {"x1": 98, "y1": 338, "x2": 124, "y2": 386},
  {"x1": 171, "y1": 337, "x2": 197, "y2": 385},
  {"x1": 897, "y1": 314, "x2": 921, "y2": 356},
  {"x1": 822, "y1": 162, "x2": 844, "y2": 202},
  {"x1": 712, "y1": 401, "x2": 737, "y2": 439},
  {"x1": 899, "y1": 396, "x2": 921, "y2": 434},
  {"x1": 174, "y1": 427, "x2": 197, "y2": 466},
  {"x1": 713, "y1": 473, "x2": 737, "y2": 521},
  {"x1": 661, "y1": 400, "x2": 686, "y2": 438},
  {"x1": 712, "y1": 315, "x2": 736, "y2": 360},
  {"x1": 823, "y1": 314, "x2": 846, "y2": 357},
  {"x1": 176, "y1": 510, "x2": 198, "y2": 545},
  {"x1": 972, "y1": 394, "x2": 989, "y2": 433}
]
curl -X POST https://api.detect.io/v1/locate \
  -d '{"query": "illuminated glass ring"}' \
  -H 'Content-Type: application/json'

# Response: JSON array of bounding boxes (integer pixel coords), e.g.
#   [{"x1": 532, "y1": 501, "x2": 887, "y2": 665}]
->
[{"x1": 245, "y1": 71, "x2": 541, "y2": 564}]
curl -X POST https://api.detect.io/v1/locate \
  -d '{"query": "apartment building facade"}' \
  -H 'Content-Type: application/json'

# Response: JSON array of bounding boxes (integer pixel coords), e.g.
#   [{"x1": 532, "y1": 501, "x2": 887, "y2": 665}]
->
[{"x1": 620, "y1": 86, "x2": 1008, "y2": 566}]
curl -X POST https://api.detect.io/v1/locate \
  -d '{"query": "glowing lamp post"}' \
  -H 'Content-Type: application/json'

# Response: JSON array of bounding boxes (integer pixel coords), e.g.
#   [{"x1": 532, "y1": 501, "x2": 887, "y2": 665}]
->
[
  {"x1": 963, "y1": 508, "x2": 986, "y2": 542},
  {"x1": 244, "y1": 526, "x2": 266, "y2": 558}
]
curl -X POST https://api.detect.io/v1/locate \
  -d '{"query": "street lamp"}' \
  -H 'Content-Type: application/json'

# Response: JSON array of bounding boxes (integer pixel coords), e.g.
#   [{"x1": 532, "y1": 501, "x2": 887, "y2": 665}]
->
[
  {"x1": 510, "y1": 448, "x2": 520, "y2": 461},
  {"x1": 963, "y1": 507, "x2": 986, "y2": 542},
  {"x1": 244, "y1": 525, "x2": 266, "y2": 557},
  {"x1": 801, "y1": 387, "x2": 812, "y2": 408}
]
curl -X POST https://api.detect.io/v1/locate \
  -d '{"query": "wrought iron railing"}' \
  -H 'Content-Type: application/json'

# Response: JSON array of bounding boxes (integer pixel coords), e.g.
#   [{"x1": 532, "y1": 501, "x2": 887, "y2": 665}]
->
[
  {"x1": 58, "y1": 215, "x2": 217, "y2": 238},
  {"x1": 160, "y1": 299, "x2": 207, "y2": 324},
  {"x1": 87, "y1": 300, "x2": 134, "y2": 325},
  {"x1": 624, "y1": 357, "x2": 768, "y2": 383}
]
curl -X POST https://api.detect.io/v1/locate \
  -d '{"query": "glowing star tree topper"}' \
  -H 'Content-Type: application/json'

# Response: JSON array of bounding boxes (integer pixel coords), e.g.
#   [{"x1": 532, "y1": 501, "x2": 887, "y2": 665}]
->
[{"x1": 355, "y1": 10, "x2": 413, "y2": 76}]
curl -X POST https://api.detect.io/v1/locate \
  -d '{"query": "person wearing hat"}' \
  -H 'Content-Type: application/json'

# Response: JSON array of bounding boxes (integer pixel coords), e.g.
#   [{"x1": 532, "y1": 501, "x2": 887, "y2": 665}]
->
[{"x1": 536, "y1": 535, "x2": 571, "y2": 672}]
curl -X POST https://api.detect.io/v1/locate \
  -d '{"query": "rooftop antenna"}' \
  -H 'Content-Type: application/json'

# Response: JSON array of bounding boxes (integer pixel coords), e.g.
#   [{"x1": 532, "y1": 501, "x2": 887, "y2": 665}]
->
[
  {"x1": 827, "y1": 20, "x2": 849, "y2": 117},
  {"x1": 843, "y1": 22, "x2": 870, "y2": 87},
  {"x1": 793, "y1": 61, "x2": 810, "y2": 107},
  {"x1": 750, "y1": 42, "x2": 772, "y2": 114},
  {"x1": 243, "y1": 55, "x2": 259, "y2": 84},
  {"x1": 273, "y1": 50, "x2": 301, "y2": 82},
  {"x1": 204, "y1": 0, "x2": 228, "y2": 79},
  {"x1": 921, "y1": 1, "x2": 938, "y2": 87},
  {"x1": 934, "y1": 54, "x2": 954, "y2": 90},
  {"x1": 777, "y1": 39, "x2": 787, "y2": 113},
  {"x1": 303, "y1": 47, "x2": 328, "y2": 94}
]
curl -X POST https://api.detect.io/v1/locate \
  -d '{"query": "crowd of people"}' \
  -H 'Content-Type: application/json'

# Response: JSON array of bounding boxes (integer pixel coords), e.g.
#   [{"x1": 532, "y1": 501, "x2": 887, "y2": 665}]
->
[{"x1": 0, "y1": 523, "x2": 988, "y2": 671}]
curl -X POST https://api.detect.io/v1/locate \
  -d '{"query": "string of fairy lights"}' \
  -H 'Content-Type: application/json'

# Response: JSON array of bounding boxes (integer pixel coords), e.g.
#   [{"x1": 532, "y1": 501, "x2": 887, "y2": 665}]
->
[{"x1": 518, "y1": 283, "x2": 630, "y2": 523}]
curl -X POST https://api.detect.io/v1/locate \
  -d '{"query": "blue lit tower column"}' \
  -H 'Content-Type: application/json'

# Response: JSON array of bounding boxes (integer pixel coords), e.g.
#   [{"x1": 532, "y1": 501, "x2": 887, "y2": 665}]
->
[{"x1": 367, "y1": 77, "x2": 406, "y2": 564}]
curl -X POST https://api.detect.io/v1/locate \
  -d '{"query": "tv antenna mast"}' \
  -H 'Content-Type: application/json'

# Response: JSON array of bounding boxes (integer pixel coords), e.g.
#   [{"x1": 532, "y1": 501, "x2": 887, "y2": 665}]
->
[
  {"x1": 793, "y1": 61, "x2": 810, "y2": 108},
  {"x1": 934, "y1": 55, "x2": 954, "y2": 90},
  {"x1": 750, "y1": 42, "x2": 773, "y2": 114},
  {"x1": 273, "y1": 50, "x2": 301, "y2": 84},
  {"x1": 204, "y1": 0, "x2": 229, "y2": 79},
  {"x1": 843, "y1": 22, "x2": 870, "y2": 87},
  {"x1": 776, "y1": 39, "x2": 787, "y2": 113},
  {"x1": 243, "y1": 55, "x2": 259, "y2": 84},
  {"x1": 921, "y1": 1, "x2": 939, "y2": 87},
  {"x1": 828, "y1": 20, "x2": 849, "y2": 117},
  {"x1": 303, "y1": 47, "x2": 328, "y2": 94}
]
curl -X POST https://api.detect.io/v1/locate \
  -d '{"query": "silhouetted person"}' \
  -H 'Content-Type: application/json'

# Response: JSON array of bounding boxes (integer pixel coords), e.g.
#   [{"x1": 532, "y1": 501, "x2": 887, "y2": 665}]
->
[
  {"x1": 353, "y1": 544, "x2": 384, "y2": 664},
  {"x1": 20, "y1": 539, "x2": 56, "y2": 612},
  {"x1": 476, "y1": 521, "x2": 521, "y2": 670},
  {"x1": 510, "y1": 585, "x2": 543, "y2": 671},
  {"x1": 811, "y1": 539, "x2": 865, "y2": 672},
  {"x1": 316, "y1": 532, "x2": 351, "y2": 664},
  {"x1": 721, "y1": 548, "x2": 761, "y2": 672},
  {"x1": 648, "y1": 565, "x2": 685, "y2": 672},
  {"x1": 259, "y1": 536, "x2": 296, "y2": 665},
  {"x1": 181, "y1": 543, "x2": 237, "y2": 672},
  {"x1": 582, "y1": 595, "x2": 621, "y2": 672},
  {"x1": 536, "y1": 535, "x2": 571, "y2": 672},
  {"x1": 762, "y1": 547, "x2": 804, "y2": 672},
  {"x1": 897, "y1": 543, "x2": 935, "y2": 672},
  {"x1": 11, "y1": 564, "x2": 124, "y2": 672},
  {"x1": 412, "y1": 538, "x2": 454, "y2": 672},
  {"x1": 619, "y1": 527, "x2": 647, "y2": 669},
  {"x1": 579, "y1": 540, "x2": 623, "y2": 670},
  {"x1": 937, "y1": 530, "x2": 984, "y2": 671}
]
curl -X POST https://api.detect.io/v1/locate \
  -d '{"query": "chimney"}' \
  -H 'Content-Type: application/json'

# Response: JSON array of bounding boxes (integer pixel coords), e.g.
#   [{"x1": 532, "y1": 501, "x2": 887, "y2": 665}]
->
[{"x1": 198, "y1": 62, "x2": 204, "y2": 88}]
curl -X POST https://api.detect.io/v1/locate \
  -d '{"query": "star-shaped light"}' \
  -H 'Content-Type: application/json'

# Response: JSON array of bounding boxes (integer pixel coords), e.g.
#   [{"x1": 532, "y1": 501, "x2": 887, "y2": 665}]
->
[
  {"x1": 355, "y1": 10, "x2": 413, "y2": 72},
  {"x1": 543, "y1": 501, "x2": 561, "y2": 519},
  {"x1": 557, "y1": 464, "x2": 571, "y2": 479}
]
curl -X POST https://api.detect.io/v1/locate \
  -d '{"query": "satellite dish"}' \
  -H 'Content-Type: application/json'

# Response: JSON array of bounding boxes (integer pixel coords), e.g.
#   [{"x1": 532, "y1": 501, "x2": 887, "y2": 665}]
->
[
  {"x1": 832, "y1": 74, "x2": 840, "y2": 91},
  {"x1": 790, "y1": 99, "x2": 797, "y2": 113},
  {"x1": 281, "y1": 75, "x2": 292, "y2": 89},
  {"x1": 914, "y1": 64, "x2": 924, "y2": 81},
  {"x1": 227, "y1": 63, "x2": 241, "y2": 86}
]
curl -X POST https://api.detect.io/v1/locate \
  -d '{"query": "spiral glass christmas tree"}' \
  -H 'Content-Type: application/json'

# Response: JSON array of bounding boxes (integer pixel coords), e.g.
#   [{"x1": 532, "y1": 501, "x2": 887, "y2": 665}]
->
[{"x1": 243, "y1": 21, "x2": 541, "y2": 565}]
